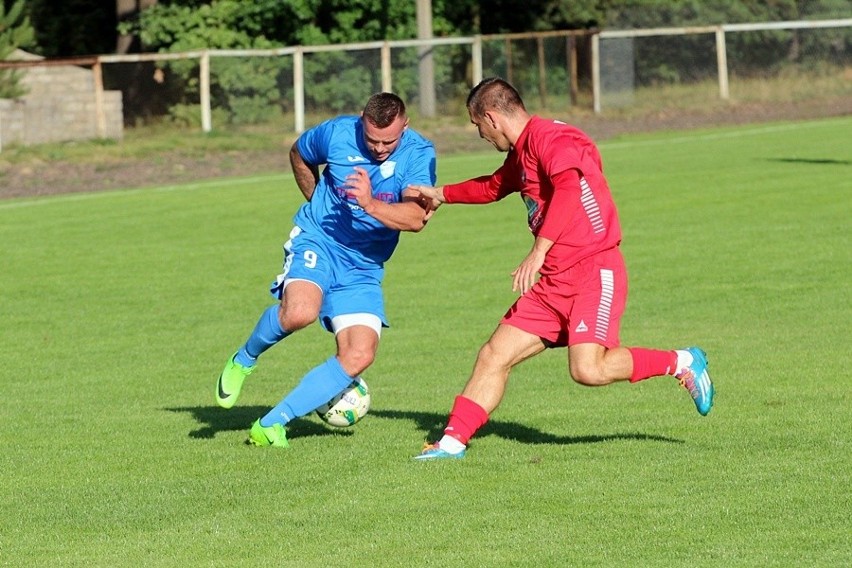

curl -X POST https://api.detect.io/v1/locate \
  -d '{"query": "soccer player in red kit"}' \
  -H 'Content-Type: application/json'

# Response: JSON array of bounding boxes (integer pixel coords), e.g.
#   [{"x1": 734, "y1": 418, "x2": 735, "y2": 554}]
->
[{"x1": 410, "y1": 77, "x2": 714, "y2": 460}]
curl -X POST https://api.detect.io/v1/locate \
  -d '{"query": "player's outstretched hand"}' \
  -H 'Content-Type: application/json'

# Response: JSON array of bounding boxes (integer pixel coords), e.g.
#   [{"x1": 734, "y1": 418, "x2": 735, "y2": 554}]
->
[
  {"x1": 401, "y1": 188, "x2": 437, "y2": 223},
  {"x1": 406, "y1": 184, "x2": 444, "y2": 211}
]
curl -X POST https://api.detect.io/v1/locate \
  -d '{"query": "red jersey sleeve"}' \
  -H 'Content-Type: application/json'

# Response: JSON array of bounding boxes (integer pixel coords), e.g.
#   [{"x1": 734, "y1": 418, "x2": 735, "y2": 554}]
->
[
  {"x1": 536, "y1": 168, "x2": 581, "y2": 242},
  {"x1": 443, "y1": 163, "x2": 515, "y2": 204}
]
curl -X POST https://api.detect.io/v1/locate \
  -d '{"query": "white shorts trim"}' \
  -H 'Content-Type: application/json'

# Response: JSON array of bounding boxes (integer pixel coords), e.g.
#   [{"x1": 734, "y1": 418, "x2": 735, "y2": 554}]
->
[
  {"x1": 331, "y1": 313, "x2": 383, "y2": 337},
  {"x1": 270, "y1": 275, "x2": 322, "y2": 299},
  {"x1": 281, "y1": 277, "x2": 322, "y2": 292}
]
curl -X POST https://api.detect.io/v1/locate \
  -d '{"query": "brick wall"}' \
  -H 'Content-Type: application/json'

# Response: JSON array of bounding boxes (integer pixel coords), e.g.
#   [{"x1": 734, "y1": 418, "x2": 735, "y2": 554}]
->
[{"x1": 0, "y1": 53, "x2": 124, "y2": 149}]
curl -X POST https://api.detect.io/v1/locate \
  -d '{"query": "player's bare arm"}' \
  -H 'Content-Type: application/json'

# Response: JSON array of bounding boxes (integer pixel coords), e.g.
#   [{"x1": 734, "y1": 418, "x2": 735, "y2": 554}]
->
[
  {"x1": 289, "y1": 143, "x2": 320, "y2": 201},
  {"x1": 346, "y1": 167, "x2": 432, "y2": 232},
  {"x1": 512, "y1": 236, "x2": 554, "y2": 294}
]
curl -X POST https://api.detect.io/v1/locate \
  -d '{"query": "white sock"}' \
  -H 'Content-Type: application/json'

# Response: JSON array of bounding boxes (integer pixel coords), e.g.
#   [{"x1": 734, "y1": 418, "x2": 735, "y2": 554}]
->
[
  {"x1": 437, "y1": 434, "x2": 466, "y2": 455},
  {"x1": 674, "y1": 349, "x2": 694, "y2": 375}
]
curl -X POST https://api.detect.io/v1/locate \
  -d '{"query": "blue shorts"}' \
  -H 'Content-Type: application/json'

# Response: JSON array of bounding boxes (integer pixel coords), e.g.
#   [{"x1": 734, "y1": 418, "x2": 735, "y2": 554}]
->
[{"x1": 270, "y1": 226, "x2": 388, "y2": 333}]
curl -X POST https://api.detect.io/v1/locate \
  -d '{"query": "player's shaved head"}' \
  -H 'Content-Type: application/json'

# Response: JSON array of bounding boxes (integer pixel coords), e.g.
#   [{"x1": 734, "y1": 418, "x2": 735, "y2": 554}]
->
[
  {"x1": 466, "y1": 77, "x2": 526, "y2": 119},
  {"x1": 362, "y1": 92, "x2": 407, "y2": 128}
]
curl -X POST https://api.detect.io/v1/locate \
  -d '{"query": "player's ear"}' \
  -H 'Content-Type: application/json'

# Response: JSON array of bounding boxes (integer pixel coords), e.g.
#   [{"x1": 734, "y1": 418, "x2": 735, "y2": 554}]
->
[{"x1": 484, "y1": 110, "x2": 498, "y2": 129}]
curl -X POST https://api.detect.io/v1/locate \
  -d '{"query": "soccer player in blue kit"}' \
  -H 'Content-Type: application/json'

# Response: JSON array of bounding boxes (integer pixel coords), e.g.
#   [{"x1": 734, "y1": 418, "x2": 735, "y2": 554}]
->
[{"x1": 216, "y1": 93, "x2": 437, "y2": 448}]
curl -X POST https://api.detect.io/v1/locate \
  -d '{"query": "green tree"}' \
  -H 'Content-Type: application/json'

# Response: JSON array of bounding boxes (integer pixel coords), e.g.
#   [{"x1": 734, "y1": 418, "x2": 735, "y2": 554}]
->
[
  {"x1": 118, "y1": 1, "x2": 290, "y2": 124},
  {"x1": 120, "y1": 0, "x2": 463, "y2": 121},
  {"x1": 26, "y1": 0, "x2": 116, "y2": 57},
  {"x1": 0, "y1": 0, "x2": 36, "y2": 98}
]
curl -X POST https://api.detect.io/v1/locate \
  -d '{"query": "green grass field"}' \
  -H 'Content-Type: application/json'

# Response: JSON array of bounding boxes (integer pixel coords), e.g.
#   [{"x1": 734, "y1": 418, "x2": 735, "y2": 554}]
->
[{"x1": 1, "y1": 117, "x2": 849, "y2": 567}]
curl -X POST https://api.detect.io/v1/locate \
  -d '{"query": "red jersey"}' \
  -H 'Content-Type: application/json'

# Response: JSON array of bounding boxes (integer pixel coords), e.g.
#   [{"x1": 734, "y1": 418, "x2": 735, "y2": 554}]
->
[{"x1": 443, "y1": 116, "x2": 622, "y2": 275}]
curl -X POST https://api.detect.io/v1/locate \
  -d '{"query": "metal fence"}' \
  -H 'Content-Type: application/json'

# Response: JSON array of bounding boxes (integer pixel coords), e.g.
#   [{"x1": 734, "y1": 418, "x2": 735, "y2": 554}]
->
[
  {"x1": 2, "y1": 18, "x2": 850, "y2": 139},
  {"x1": 93, "y1": 30, "x2": 591, "y2": 133}
]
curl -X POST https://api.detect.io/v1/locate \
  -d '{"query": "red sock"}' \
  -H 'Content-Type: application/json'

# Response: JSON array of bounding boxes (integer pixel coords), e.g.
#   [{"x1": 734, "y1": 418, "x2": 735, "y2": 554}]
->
[
  {"x1": 444, "y1": 395, "x2": 489, "y2": 445},
  {"x1": 628, "y1": 348, "x2": 677, "y2": 383}
]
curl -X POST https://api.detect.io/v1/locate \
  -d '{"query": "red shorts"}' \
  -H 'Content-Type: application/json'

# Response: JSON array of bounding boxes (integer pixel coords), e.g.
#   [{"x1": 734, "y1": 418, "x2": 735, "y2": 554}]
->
[{"x1": 501, "y1": 247, "x2": 627, "y2": 348}]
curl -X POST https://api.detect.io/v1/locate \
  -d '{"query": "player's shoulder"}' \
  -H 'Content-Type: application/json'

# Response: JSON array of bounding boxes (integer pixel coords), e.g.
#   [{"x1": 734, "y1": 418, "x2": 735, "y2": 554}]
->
[
  {"x1": 298, "y1": 115, "x2": 360, "y2": 161},
  {"x1": 530, "y1": 116, "x2": 596, "y2": 148},
  {"x1": 302, "y1": 115, "x2": 359, "y2": 147},
  {"x1": 400, "y1": 128, "x2": 436, "y2": 153},
  {"x1": 309, "y1": 114, "x2": 359, "y2": 134},
  {"x1": 530, "y1": 115, "x2": 586, "y2": 136}
]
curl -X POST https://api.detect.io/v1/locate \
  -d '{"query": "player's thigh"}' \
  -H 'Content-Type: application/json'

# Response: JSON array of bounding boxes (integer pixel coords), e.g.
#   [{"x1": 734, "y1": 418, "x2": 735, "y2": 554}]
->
[
  {"x1": 270, "y1": 227, "x2": 334, "y2": 328},
  {"x1": 500, "y1": 288, "x2": 567, "y2": 346},
  {"x1": 280, "y1": 280, "x2": 323, "y2": 330},
  {"x1": 479, "y1": 323, "x2": 548, "y2": 369}
]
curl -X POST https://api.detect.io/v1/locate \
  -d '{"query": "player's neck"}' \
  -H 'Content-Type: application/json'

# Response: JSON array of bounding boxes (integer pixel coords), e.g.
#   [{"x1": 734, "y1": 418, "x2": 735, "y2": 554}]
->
[{"x1": 505, "y1": 113, "x2": 532, "y2": 146}]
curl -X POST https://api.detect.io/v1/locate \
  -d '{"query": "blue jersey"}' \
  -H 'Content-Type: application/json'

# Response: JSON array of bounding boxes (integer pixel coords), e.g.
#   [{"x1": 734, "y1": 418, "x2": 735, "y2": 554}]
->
[{"x1": 293, "y1": 115, "x2": 437, "y2": 268}]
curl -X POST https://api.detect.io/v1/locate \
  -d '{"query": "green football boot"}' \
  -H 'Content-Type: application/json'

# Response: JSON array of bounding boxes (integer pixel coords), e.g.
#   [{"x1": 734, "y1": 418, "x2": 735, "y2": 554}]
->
[
  {"x1": 248, "y1": 419, "x2": 289, "y2": 448},
  {"x1": 216, "y1": 353, "x2": 254, "y2": 409}
]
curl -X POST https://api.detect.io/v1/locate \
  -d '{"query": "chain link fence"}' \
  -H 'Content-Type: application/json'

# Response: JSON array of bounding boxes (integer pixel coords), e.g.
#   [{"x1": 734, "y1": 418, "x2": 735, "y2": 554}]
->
[{"x1": 595, "y1": 19, "x2": 852, "y2": 112}]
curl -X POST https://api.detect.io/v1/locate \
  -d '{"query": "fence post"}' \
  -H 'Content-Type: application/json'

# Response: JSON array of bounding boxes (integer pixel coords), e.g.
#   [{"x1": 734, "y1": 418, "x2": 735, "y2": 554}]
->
[
  {"x1": 293, "y1": 48, "x2": 305, "y2": 133},
  {"x1": 417, "y1": 0, "x2": 436, "y2": 117},
  {"x1": 537, "y1": 36, "x2": 547, "y2": 108},
  {"x1": 504, "y1": 37, "x2": 513, "y2": 84},
  {"x1": 93, "y1": 59, "x2": 107, "y2": 137},
  {"x1": 592, "y1": 33, "x2": 601, "y2": 113},
  {"x1": 381, "y1": 42, "x2": 392, "y2": 93},
  {"x1": 472, "y1": 35, "x2": 483, "y2": 86},
  {"x1": 200, "y1": 51, "x2": 211, "y2": 132},
  {"x1": 567, "y1": 35, "x2": 578, "y2": 106},
  {"x1": 715, "y1": 27, "x2": 730, "y2": 100}
]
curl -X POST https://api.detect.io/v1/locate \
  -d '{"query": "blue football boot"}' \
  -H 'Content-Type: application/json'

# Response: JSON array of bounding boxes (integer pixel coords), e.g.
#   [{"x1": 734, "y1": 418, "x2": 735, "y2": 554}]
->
[{"x1": 676, "y1": 347, "x2": 715, "y2": 416}]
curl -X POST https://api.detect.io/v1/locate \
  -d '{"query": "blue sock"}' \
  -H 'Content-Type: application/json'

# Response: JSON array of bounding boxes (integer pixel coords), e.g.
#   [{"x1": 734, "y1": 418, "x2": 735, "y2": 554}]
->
[
  {"x1": 260, "y1": 356, "x2": 354, "y2": 427},
  {"x1": 235, "y1": 305, "x2": 289, "y2": 367}
]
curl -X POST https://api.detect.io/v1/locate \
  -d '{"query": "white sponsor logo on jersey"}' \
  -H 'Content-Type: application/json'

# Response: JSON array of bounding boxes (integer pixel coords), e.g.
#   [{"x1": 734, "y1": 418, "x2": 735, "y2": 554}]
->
[{"x1": 380, "y1": 160, "x2": 396, "y2": 178}]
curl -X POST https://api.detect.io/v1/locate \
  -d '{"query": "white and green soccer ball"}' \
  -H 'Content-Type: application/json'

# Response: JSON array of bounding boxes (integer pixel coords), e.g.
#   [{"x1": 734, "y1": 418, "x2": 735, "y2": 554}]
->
[{"x1": 315, "y1": 377, "x2": 371, "y2": 427}]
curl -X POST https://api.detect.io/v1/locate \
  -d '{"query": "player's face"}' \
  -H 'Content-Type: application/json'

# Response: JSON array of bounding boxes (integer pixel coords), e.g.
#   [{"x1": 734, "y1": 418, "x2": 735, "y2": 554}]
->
[
  {"x1": 469, "y1": 109, "x2": 510, "y2": 152},
  {"x1": 361, "y1": 115, "x2": 408, "y2": 162}
]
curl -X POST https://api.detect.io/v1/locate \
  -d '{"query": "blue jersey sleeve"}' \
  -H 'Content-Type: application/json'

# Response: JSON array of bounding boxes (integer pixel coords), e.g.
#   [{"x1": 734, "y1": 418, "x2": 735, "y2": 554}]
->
[
  {"x1": 296, "y1": 118, "x2": 336, "y2": 165},
  {"x1": 397, "y1": 132, "x2": 437, "y2": 190}
]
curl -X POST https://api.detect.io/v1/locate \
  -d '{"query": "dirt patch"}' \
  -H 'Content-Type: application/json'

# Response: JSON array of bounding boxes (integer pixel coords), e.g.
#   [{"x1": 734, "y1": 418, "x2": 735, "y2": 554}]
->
[
  {"x1": 1, "y1": 98, "x2": 849, "y2": 200},
  {"x1": 0, "y1": 150, "x2": 288, "y2": 200}
]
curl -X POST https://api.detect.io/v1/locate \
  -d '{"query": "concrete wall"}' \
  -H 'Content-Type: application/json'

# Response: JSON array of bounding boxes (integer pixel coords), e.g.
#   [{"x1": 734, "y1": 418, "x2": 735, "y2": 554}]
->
[{"x1": 0, "y1": 52, "x2": 124, "y2": 149}]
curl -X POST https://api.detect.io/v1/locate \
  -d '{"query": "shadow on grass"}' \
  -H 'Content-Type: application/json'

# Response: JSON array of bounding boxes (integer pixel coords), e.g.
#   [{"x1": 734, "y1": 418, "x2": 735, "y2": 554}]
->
[
  {"x1": 165, "y1": 405, "x2": 354, "y2": 441},
  {"x1": 370, "y1": 409, "x2": 684, "y2": 446},
  {"x1": 165, "y1": 406, "x2": 683, "y2": 447},
  {"x1": 765, "y1": 157, "x2": 851, "y2": 166}
]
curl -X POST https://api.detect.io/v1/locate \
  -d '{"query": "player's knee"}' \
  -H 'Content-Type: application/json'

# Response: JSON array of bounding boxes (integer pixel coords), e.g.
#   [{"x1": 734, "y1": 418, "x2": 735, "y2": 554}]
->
[
  {"x1": 569, "y1": 360, "x2": 608, "y2": 386},
  {"x1": 279, "y1": 304, "x2": 317, "y2": 331},
  {"x1": 476, "y1": 341, "x2": 511, "y2": 372},
  {"x1": 339, "y1": 347, "x2": 375, "y2": 376}
]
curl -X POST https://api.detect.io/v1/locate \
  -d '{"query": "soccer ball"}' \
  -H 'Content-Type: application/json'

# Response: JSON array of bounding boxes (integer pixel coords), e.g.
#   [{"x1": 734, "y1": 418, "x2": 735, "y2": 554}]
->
[{"x1": 315, "y1": 377, "x2": 371, "y2": 427}]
